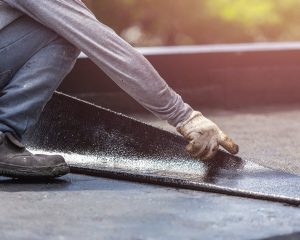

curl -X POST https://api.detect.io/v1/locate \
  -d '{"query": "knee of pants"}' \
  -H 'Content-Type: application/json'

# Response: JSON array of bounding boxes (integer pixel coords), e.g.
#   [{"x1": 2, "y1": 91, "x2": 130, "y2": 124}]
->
[
  {"x1": 42, "y1": 36, "x2": 81, "y2": 82},
  {"x1": 52, "y1": 36, "x2": 81, "y2": 67}
]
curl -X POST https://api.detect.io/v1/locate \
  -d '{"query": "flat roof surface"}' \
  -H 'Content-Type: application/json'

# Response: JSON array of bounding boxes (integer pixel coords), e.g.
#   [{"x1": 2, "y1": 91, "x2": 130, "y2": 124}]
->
[{"x1": 0, "y1": 174, "x2": 299, "y2": 240}]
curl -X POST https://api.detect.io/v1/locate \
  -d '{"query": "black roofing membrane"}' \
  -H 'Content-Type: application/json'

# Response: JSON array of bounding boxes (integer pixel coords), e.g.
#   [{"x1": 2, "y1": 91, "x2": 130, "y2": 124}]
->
[{"x1": 24, "y1": 92, "x2": 300, "y2": 206}]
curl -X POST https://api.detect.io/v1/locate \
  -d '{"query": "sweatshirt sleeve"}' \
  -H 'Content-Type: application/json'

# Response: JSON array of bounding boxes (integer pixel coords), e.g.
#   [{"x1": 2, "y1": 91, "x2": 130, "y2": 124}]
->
[{"x1": 3, "y1": 0, "x2": 193, "y2": 126}]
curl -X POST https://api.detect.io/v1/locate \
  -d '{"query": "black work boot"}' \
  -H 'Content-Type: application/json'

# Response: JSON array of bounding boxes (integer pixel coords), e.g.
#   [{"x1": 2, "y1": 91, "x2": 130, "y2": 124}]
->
[{"x1": 0, "y1": 131, "x2": 70, "y2": 179}]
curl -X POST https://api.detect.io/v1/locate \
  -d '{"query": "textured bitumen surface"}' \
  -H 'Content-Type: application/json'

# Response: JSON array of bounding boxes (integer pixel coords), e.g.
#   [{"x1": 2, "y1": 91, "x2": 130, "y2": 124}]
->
[
  {"x1": 23, "y1": 93, "x2": 300, "y2": 205},
  {"x1": 2, "y1": 93, "x2": 300, "y2": 239}
]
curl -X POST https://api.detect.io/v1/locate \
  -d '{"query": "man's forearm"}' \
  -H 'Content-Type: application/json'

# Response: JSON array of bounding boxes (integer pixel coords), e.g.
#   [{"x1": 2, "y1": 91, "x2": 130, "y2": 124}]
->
[{"x1": 3, "y1": 0, "x2": 193, "y2": 126}]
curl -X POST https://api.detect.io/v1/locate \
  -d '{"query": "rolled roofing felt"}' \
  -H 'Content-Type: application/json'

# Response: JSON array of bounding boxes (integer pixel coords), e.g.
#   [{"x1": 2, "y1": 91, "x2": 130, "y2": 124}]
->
[{"x1": 24, "y1": 92, "x2": 300, "y2": 206}]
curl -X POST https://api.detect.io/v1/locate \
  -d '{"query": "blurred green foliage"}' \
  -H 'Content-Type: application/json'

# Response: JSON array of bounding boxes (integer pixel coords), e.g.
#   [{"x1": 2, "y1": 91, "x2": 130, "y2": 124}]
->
[{"x1": 84, "y1": 0, "x2": 300, "y2": 46}]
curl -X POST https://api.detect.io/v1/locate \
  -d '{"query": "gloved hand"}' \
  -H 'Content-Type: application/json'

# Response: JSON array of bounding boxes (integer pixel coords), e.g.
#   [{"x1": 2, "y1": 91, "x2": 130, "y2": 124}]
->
[{"x1": 177, "y1": 111, "x2": 239, "y2": 160}]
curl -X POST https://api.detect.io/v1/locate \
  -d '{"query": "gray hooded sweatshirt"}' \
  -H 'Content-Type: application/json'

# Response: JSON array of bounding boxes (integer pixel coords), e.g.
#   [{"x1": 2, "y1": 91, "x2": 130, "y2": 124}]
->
[{"x1": 0, "y1": 0, "x2": 193, "y2": 127}]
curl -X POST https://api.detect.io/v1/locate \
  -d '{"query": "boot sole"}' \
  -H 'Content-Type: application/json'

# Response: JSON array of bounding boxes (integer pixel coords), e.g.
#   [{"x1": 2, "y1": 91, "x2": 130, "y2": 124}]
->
[{"x1": 0, "y1": 162, "x2": 70, "y2": 179}]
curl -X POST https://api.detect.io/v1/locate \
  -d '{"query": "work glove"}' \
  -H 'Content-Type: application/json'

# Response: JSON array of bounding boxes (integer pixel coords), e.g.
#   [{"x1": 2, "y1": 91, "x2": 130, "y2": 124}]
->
[{"x1": 177, "y1": 111, "x2": 239, "y2": 160}]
